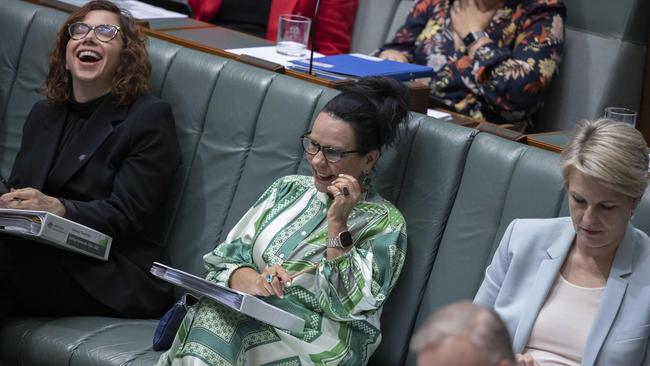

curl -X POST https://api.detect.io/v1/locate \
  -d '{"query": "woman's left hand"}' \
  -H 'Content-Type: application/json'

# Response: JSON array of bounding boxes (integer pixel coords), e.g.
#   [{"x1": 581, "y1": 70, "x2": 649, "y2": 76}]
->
[
  {"x1": 326, "y1": 174, "x2": 361, "y2": 227},
  {"x1": 0, "y1": 188, "x2": 65, "y2": 216}
]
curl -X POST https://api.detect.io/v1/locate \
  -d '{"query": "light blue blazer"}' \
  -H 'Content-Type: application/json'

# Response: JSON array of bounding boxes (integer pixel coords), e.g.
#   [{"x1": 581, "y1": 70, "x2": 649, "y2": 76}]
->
[{"x1": 475, "y1": 217, "x2": 650, "y2": 365}]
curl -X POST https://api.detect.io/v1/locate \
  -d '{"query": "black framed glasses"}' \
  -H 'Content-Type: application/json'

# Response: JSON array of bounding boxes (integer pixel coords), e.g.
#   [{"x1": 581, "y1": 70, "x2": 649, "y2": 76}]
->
[
  {"x1": 301, "y1": 134, "x2": 361, "y2": 163},
  {"x1": 68, "y1": 22, "x2": 121, "y2": 43}
]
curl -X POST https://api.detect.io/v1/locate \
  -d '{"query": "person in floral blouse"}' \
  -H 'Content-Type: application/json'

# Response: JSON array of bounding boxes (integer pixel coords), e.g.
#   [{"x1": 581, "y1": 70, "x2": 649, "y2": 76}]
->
[{"x1": 379, "y1": 0, "x2": 565, "y2": 130}]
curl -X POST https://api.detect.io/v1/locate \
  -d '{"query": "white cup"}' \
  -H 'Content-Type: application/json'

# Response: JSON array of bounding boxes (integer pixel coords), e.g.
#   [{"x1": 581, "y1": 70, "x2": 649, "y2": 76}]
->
[
  {"x1": 276, "y1": 14, "x2": 311, "y2": 57},
  {"x1": 604, "y1": 107, "x2": 637, "y2": 127}
]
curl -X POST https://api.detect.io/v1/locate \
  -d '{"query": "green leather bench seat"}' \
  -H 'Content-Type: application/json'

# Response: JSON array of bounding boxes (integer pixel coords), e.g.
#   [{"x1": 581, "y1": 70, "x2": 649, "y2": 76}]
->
[{"x1": 2, "y1": 1, "x2": 650, "y2": 366}]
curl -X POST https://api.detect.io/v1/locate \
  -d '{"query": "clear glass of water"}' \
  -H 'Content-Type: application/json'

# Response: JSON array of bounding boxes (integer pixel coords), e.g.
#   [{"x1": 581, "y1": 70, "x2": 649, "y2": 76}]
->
[
  {"x1": 276, "y1": 14, "x2": 311, "y2": 57},
  {"x1": 604, "y1": 107, "x2": 638, "y2": 127}
]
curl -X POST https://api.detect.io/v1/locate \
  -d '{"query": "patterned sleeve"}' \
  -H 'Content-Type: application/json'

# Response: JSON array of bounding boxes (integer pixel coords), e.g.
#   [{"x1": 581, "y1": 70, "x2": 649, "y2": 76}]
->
[
  {"x1": 314, "y1": 204, "x2": 407, "y2": 321},
  {"x1": 203, "y1": 179, "x2": 283, "y2": 287},
  {"x1": 468, "y1": 0, "x2": 565, "y2": 116},
  {"x1": 379, "y1": 0, "x2": 435, "y2": 61}
]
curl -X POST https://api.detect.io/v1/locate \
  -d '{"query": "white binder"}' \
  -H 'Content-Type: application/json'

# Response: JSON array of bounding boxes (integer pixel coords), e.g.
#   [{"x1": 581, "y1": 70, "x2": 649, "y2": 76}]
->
[
  {"x1": 0, "y1": 208, "x2": 112, "y2": 261},
  {"x1": 150, "y1": 262, "x2": 305, "y2": 333}
]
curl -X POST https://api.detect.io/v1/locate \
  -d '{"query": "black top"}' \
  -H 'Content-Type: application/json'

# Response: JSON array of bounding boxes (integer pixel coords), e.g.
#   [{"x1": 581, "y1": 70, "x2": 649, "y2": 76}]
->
[
  {"x1": 212, "y1": 0, "x2": 272, "y2": 39},
  {"x1": 9, "y1": 93, "x2": 181, "y2": 317},
  {"x1": 56, "y1": 94, "x2": 110, "y2": 158}
]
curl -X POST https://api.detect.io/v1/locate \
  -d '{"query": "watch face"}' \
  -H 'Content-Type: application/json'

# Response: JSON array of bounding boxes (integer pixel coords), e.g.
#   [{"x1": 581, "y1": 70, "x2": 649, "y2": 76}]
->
[
  {"x1": 462, "y1": 33, "x2": 476, "y2": 48},
  {"x1": 340, "y1": 231, "x2": 353, "y2": 247}
]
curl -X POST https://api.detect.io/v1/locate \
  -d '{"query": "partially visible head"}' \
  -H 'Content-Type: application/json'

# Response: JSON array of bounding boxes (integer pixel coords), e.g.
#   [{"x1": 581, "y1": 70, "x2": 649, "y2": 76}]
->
[
  {"x1": 45, "y1": 0, "x2": 150, "y2": 104},
  {"x1": 304, "y1": 77, "x2": 410, "y2": 192},
  {"x1": 411, "y1": 301, "x2": 515, "y2": 366},
  {"x1": 560, "y1": 119, "x2": 649, "y2": 250}
]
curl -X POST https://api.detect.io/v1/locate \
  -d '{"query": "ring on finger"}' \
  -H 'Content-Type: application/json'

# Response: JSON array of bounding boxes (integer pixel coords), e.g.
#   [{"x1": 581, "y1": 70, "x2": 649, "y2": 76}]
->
[
  {"x1": 333, "y1": 192, "x2": 342, "y2": 197},
  {"x1": 265, "y1": 274, "x2": 274, "y2": 283}
]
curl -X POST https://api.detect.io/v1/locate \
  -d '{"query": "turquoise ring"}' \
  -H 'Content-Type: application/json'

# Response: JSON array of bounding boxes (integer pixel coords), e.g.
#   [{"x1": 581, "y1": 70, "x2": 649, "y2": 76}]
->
[{"x1": 265, "y1": 274, "x2": 274, "y2": 283}]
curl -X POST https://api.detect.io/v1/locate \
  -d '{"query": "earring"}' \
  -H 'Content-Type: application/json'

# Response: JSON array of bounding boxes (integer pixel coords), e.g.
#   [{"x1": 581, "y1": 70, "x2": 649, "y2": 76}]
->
[{"x1": 63, "y1": 70, "x2": 69, "y2": 83}]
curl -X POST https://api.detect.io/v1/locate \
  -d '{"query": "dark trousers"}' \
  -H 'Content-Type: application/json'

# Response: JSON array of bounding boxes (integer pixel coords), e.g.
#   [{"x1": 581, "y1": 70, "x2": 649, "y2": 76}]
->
[{"x1": 0, "y1": 238, "x2": 118, "y2": 319}]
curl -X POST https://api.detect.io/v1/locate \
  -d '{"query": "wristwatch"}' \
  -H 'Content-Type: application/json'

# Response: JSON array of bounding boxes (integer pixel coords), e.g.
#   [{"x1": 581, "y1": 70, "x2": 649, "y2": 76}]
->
[
  {"x1": 326, "y1": 231, "x2": 353, "y2": 248},
  {"x1": 462, "y1": 31, "x2": 489, "y2": 48}
]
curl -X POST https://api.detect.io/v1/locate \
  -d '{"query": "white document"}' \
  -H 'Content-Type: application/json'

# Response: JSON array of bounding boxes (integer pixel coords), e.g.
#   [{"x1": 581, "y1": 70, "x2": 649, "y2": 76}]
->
[
  {"x1": 55, "y1": 0, "x2": 187, "y2": 19},
  {"x1": 0, "y1": 208, "x2": 112, "y2": 261},
  {"x1": 150, "y1": 262, "x2": 305, "y2": 333},
  {"x1": 427, "y1": 108, "x2": 453, "y2": 121},
  {"x1": 226, "y1": 46, "x2": 324, "y2": 67}
]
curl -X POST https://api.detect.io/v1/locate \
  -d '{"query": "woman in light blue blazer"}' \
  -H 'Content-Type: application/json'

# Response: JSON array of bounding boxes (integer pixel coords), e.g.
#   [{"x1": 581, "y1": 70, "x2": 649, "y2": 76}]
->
[{"x1": 475, "y1": 119, "x2": 650, "y2": 366}]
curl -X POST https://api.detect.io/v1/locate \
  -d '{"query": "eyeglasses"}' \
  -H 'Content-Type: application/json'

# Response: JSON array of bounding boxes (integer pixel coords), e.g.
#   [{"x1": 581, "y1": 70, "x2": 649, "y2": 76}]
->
[
  {"x1": 301, "y1": 135, "x2": 361, "y2": 163},
  {"x1": 68, "y1": 22, "x2": 121, "y2": 43}
]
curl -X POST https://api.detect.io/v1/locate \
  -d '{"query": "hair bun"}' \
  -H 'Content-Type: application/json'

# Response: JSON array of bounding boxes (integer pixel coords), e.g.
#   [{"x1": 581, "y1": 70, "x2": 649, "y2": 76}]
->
[{"x1": 324, "y1": 77, "x2": 410, "y2": 152}]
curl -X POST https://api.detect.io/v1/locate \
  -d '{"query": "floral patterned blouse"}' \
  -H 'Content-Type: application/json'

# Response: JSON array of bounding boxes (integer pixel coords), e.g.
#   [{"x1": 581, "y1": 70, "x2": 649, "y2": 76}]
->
[{"x1": 382, "y1": 0, "x2": 565, "y2": 125}]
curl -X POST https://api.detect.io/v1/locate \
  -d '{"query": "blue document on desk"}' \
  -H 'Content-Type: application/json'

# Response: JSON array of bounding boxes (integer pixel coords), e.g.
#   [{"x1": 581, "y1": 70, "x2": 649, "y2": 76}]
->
[{"x1": 289, "y1": 53, "x2": 434, "y2": 81}]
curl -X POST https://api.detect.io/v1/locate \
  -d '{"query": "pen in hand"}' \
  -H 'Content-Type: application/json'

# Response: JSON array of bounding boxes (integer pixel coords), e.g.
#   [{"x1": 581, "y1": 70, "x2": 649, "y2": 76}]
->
[{"x1": 285, "y1": 263, "x2": 320, "y2": 287}]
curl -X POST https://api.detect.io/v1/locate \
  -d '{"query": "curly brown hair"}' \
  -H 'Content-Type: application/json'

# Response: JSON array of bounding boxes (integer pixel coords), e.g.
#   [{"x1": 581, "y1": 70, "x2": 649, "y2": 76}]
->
[{"x1": 44, "y1": 0, "x2": 150, "y2": 105}]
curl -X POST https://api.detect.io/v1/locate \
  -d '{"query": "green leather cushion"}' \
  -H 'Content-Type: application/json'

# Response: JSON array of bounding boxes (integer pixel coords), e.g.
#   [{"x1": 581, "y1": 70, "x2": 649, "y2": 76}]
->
[
  {"x1": 0, "y1": 3, "x2": 66, "y2": 177},
  {"x1": 404, "y1": 133, "x2": 565, "y2": 365},
  {"x1": 0, "y1": 317, "x2": 160, "y2": 366},
  {"x1": 369, "y1": 117, "x2": 477, "y2": 366}
]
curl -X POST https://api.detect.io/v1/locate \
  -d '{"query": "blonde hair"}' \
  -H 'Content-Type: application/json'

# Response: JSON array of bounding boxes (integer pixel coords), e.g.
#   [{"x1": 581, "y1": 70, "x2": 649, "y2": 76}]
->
[{"x1": 560, "y1": 119, "x2": 649, "y2": 199}]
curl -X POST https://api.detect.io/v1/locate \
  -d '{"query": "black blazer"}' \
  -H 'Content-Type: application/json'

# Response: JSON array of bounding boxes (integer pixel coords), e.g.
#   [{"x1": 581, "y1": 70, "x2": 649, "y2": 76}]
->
[{"x1": 9, "y1": 93, "x2": 181, "y2": 317}]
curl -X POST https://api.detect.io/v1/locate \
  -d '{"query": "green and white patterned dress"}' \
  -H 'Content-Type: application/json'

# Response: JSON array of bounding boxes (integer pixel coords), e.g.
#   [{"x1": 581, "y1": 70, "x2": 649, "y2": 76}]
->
[{"x1": 158, "y1": 175, "x2": 407, "y2": 366}]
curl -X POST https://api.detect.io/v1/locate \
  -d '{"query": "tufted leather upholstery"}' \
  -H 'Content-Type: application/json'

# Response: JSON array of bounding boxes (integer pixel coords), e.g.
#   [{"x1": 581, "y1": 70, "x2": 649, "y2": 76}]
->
[{"x1": 1, "y1": 1, "x2": 650, "y2": 366}]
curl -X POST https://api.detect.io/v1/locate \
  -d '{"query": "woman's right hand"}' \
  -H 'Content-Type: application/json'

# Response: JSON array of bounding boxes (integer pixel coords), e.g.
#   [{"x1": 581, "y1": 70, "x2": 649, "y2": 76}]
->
[
  {"x1": 231, "y1": 266, "x2": 291, "y2": 298},
  {"x1": 378, "y1": 49, "x2": 409, "y2": 63},
  {"x1": 255, "y1": 265, "x2": 291, "y2": 298},
  {"x1": 515, "y1": 353, "x2": 539, "y2": 366}
]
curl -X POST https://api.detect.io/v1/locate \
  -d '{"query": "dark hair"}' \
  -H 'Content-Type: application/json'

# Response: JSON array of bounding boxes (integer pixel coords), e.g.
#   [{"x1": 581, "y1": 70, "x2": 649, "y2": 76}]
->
[
  {"x1": 322, "y1": 77, "x2": 410, "y2": 153},
  {"x1": 44, "y1": 0, "x2": 150, "y2": 105}
]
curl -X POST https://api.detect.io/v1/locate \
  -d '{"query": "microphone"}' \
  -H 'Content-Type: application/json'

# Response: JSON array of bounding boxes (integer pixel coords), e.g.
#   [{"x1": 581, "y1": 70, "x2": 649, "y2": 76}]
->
[{"x1": 307, "y1": 0, "x2": 321, "y2": 75}]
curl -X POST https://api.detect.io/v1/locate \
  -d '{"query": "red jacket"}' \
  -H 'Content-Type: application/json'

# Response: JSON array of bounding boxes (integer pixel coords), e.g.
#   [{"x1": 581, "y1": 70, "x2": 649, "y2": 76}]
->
[{"x1": 188, "y1": 0, "x2": 358, "y2": 55}]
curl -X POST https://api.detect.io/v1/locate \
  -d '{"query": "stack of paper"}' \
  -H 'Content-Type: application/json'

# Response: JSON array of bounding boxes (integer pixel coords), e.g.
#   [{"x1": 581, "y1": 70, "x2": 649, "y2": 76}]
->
[{"x1": 226, "y1": 46, "x2": 324, "y2": 67}]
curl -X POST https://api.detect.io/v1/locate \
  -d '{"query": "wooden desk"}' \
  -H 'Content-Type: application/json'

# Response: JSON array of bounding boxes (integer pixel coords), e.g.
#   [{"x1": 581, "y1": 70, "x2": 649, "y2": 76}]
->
[
  {"x1": 526, "y1": 131, "x2": 572, "y2": 153},
  {"x1": 640, "y1": 38, "x2": 650, "y2": 143},
  {"x1": 157, "y1": 27, "x2": 274, "y2": 50}
]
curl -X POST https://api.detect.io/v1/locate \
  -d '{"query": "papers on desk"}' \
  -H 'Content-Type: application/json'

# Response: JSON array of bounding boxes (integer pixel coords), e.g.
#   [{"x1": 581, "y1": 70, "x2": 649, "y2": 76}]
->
[
  {"x1": 427, "y1": 108, "x2": 453, "y2": 121},
  {"x1": 150, "y1": 262, "x2": 305, "y2": 333},
  {"x1": 226, "y1": 46, "x2": 324, "y2": 67},
  {"x1": 0, "y1": 208, "x2": 112, "y2": 260},
  {"x1": 288, "y1": 53, "x2": 435, "y2": 81},
  {"x1": 55, "y1": 0, "x2": 187, "y2": 19}
]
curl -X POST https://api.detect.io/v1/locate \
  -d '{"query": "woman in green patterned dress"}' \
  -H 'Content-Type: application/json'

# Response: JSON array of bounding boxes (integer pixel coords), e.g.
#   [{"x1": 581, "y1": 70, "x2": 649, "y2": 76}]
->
[{"x1": 158, "y1": 77, "x2": 410, "y2": 366}]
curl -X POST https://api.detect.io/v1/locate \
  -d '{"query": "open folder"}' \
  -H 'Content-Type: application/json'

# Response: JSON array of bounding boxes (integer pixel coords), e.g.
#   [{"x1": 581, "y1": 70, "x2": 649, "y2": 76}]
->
[
  {"x1": 150, "y1": 262, "x2": 306, "y2": 333},
  {"x1": 0, "y1": 208, "x2": 112, "y2": 260}
]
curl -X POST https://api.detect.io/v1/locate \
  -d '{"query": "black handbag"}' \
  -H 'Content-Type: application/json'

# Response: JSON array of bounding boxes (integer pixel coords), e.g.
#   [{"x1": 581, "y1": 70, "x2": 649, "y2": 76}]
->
[{"x1": 152, "y1": 293, "x2": 198, "y2": 351}]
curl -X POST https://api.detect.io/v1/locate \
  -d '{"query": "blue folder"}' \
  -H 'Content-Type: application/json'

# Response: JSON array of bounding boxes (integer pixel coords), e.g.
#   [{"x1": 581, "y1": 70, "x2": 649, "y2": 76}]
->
[{"x1": 289, "y1": 53, "x2": 434, "y2": 81}]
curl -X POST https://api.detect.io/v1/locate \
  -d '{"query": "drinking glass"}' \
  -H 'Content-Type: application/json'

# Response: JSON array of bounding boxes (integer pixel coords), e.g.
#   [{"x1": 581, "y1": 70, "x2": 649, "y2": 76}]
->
[
  {"x1": 604, "y1": 107, "x2": 637, "y2": 127},
  {"x1": 276, "y1": 14, "x2": 311, "y2": 57}
]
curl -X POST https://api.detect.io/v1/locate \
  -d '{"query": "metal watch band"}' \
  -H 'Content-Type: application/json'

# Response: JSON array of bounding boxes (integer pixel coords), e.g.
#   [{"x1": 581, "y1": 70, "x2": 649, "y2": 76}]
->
[
  {"x1": 326, "y1": 236, "x2": 343, "y2": 248},
  {"x1": 326, "y1": 231, "x2": 353, "y2": 248}
]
